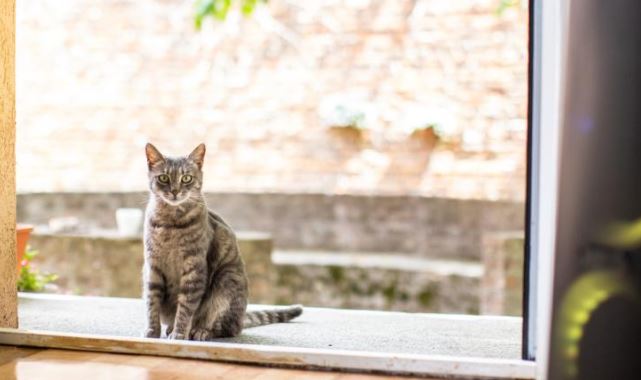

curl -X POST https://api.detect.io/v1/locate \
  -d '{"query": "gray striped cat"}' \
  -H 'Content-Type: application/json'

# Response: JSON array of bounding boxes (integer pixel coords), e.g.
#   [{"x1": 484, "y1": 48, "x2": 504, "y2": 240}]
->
[{"x1": 143, "y1": 143, "x2": 302, "y2": 340}]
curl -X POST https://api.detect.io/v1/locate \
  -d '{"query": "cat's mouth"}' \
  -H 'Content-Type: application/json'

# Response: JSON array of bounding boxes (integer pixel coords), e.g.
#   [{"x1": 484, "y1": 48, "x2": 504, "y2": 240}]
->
[{"x1": 160, "y1": 194, "x2": 188, "y2": 206}]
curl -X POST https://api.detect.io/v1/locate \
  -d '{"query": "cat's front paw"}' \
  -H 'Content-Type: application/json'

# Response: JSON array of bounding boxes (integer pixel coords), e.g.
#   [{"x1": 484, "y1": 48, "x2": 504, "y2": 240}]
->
[
  {"x1": 190, "y1": 328, "x2": 211, "y2": 341},
  {"x1": 144, "y1": 328, "x2": 161, "y2": 339},
  {"x1": 168, "y1": 331, "x2": 186, "y2": 340}
]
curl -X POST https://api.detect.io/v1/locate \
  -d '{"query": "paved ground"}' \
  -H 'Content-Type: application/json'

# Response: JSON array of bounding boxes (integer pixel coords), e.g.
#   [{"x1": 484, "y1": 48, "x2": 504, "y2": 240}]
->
[{"x1": 18, "y1": 293, "x2": 522, "y2": 359}]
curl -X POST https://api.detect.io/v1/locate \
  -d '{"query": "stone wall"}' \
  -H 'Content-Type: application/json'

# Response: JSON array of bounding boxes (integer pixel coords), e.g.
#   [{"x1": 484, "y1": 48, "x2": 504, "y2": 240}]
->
[
  {"x1": 29, "y1": 231, "x2": 273, "y2": 300},
  {"x1": 16, "y1": 0, "x2": 528, "y2": 200},
  {"x1": 21, "y1": 191, "x2": 525, "y2": 314},
  {"x1": 29, "y1": 231, "x2": 483, "y2": 314},
  {"x1": 481, "y1": 232, "x2": 524, "y2": 315},
  {"x1": 271, "y1": 260, "x2": 480, "y2": 314},
  {"x1": 18, "y1": 192, "x2": 525, "y2": 260}
]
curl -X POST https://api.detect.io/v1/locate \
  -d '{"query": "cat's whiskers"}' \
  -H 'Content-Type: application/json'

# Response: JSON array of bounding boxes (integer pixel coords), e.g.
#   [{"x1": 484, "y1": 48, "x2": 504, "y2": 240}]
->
[
  {"x1": 188, "y1": 194, "x2": 207, "y2": 207},
  {"x1": 136, "y1": 193, "x2": 150, "y2": 207}
]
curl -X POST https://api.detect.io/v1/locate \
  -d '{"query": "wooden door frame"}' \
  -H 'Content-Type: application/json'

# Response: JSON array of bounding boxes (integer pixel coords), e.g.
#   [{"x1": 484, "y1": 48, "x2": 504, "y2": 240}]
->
[{"x1": 0, "y1": 0, "x2": 16, "y2": 329}]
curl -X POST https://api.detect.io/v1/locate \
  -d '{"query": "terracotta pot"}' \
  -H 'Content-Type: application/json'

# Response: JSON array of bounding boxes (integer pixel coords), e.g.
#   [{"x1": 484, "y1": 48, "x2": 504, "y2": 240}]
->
[
  {"x1": 327, "y1": 125, "x2": 367, "y2": 147},
  {"x1": 410, "y1": 127, "x2": 439, "y2": 149},
  {"x1": 16, "y1": 224, "x2": 34, "y2": 272}
]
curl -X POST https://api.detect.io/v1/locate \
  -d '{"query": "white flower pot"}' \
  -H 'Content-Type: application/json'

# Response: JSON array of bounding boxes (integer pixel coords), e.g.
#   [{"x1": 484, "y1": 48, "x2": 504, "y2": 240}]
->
[{"x1": 116, "y1": 208, "x2": 143, "y2": 237}]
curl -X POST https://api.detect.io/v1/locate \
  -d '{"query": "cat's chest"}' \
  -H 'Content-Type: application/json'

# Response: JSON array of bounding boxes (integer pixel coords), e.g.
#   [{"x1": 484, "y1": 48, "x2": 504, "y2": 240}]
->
[
  {"x1": 145, "y1": 227, "x2": 200, "y2": 282},
  {"x1": 151, "y1": 246, "x2": 182, "y2": 282},
  {"x1": 145, "y1": 221, "x2": 207, "y2": 287}
]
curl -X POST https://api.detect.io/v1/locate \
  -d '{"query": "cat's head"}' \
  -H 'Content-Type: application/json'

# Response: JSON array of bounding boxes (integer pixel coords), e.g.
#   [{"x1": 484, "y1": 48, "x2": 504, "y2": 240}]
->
[{"x1": 144, "y1": 143, "x2": 206, "y2": 206}]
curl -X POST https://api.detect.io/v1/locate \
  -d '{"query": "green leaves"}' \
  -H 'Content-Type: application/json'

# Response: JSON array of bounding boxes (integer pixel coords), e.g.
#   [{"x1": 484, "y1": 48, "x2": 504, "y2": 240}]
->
[
  {"x1": 194, "y1": 0, "x2": 266, "y2": 30},
  {"x1": 195, "y1": 0, "x2": 214, "y2": 30},
  {"x1": 17, "y1": 248, "x2": 58, "y2": 292},
  {"x1": 496, "y1": 0, "x2": 520, "y2": 16},
  {"x1": 241, "y1": 0, "x2": 259, "y2": 16}
]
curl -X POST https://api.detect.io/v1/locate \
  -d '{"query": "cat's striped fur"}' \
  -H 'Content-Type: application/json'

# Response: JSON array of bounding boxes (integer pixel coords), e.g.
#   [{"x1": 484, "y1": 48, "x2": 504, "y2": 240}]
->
[{"x1": 143, "y1": 143, "x2": 302, "y2": 340}]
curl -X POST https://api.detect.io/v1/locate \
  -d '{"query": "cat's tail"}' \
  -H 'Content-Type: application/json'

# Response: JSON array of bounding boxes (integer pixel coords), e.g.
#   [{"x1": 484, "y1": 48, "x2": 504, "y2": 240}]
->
[{"x1": 243, "y1": 304, "x2": 303, "y2": 329}]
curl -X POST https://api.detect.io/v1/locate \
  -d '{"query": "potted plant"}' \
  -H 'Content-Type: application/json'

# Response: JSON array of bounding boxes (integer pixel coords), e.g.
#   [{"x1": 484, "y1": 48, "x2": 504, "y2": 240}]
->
[
  {"x1": 17, "y1": 247, "x2": 58, "y2": 292},
  {"x1": 400, "y1": 106, "x2": 455, "y2": 149},
  {"x1": 16, "y1": 224, "x2": 33, "y2": 272},
  {"x1": 409, "y1": 124, "x2": 440, "y2": 149},
  {"x1": 319, "y1": 95, "x2": 375, "y2": 146}
]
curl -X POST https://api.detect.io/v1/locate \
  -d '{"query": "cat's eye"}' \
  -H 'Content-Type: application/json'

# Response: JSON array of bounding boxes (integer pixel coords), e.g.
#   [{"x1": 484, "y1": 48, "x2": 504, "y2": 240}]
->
[
  {"x1": 181, "y1": 175, "x2": 193, "y2": 184},
  {"x1": 157, "y1": 174, "x2": 170, "y2": 184}
]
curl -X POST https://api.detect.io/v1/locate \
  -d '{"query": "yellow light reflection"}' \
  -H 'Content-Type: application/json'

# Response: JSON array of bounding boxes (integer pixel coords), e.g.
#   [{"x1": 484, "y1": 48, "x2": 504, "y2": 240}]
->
[
  {"x1": 566, "y1": 326, "x2": 582, "y2": 341},
  {"x1": 555, "y1": 270, "x2": 640, "y2": 379},
  {"x1": 565, "y1": 345, "x2": 578, "y2": 360},
  {"x1": 600, "y1": 217, "x2": 641, "y2": 248},
  {"x1": 571, "y1": 310, "x2": 589, "y2": 324}
]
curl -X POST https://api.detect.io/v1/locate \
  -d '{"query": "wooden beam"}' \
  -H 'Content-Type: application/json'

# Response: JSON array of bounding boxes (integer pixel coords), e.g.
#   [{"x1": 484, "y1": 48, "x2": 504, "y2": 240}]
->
[
  {"x1": 0, "y1": 0, "x2": 17, "y2": 328},
  {"x1": 0, "y1": 347, "x2": 433, "y2": 380},
  {"x1": 0, "y1": 328, "x2": 537, "y2": 379}
]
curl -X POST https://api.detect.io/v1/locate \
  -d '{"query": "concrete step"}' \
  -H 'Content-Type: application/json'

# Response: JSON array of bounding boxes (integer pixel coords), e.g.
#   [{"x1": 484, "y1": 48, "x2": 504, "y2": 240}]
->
[
  {"x1": 254, "y1": 250, "x2": 483, "y2": 314},
  {"x1": 273, "y1": 249, "x2": 483, "y2": 277}
]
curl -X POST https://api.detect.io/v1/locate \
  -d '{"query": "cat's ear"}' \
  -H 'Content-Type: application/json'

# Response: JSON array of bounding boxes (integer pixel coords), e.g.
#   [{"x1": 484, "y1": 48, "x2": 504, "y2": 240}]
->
[
  {"x1": 189, "y1": 143, "x2": 206, "y2": 169},
  {"x1": 145, "y1": 143, "x2": 165, "y2": 170}
]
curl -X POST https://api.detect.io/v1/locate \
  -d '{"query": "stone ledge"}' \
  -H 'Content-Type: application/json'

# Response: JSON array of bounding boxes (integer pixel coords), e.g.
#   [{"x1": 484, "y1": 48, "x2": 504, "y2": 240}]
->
[
  {"x1": 29, "y1": 230, "x2": 273, "y2": 299},
  {"x1": 32, "y1": 228, "x2": 271, "y2": 242},
  {"x1": 270, "y1": 249, "x2": 483, "y2": 314},
  {"x1": 273, "y1": 250, "x2": 483, "y2": 277}
]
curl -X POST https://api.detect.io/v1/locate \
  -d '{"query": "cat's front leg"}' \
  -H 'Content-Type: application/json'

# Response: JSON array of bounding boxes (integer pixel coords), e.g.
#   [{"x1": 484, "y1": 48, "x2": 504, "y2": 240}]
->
[
  {"x1": 169, "y1": 250, "x2": 206, "y2": 340},
  {"x1": 143, "y1": 263, "x2": 166, "y2": 338},
  {"x1": 163, "y1": 314, "x2": 175, "y2": 337}
]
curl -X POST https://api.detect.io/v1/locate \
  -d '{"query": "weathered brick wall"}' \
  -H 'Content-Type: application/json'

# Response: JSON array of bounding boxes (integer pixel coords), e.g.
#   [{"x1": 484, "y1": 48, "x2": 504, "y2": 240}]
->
[{"x1": 16, "y1": 0, "x2": 527, "y2": 200}]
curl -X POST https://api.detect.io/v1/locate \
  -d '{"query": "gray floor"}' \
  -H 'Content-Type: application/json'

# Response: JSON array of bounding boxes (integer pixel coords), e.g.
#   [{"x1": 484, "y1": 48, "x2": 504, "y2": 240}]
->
[{"x1": 18, "y1": 293, "x2": 522, "y2": 359}]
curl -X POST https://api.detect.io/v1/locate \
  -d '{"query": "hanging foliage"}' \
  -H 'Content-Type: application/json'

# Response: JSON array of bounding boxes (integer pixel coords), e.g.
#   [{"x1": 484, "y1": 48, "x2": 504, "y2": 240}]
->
[{"x1": 195, "y1": 0, "x2": 267, "y2": 29}]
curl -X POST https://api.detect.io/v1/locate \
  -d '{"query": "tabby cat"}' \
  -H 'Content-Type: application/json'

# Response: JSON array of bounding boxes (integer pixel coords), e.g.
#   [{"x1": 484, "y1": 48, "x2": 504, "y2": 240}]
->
[{"x1": 143, "y1": 143, "x2": 302, "y2": 340}]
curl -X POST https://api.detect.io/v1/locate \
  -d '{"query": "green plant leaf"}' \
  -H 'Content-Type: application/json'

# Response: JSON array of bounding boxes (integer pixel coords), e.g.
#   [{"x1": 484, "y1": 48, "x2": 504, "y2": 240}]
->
[
  {"x1": 213, "y1": 0, "x2": 232, "y2": 20},
  {"x1": 241, "y1": 0, "x2": 258, "y2": 16},
  {"x1": 194, "y1": 0, "x2": 265, "y2": 29},
  {"x1": 24, "y1": 248, "x2": 38, "y2": 260},
  {"x1": 17, "y1": 249, "x2": 57, "y2": 292},
  {"x1": 195, "y1": 0, "x2": 215, "y2": 30},
  {"x1": 496, "y1": 0, "x2": 519, "y2": 16}
]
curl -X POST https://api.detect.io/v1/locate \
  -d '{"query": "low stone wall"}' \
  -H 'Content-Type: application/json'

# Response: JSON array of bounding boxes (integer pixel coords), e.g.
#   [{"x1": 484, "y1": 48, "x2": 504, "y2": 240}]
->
[
  {"x1": 21, "y1": 192, "x2": 525, "y2": 314},
  {"x1": 481, "y1": 232, "x2": 524, "y2": 316},
  {"x1": 29, "y1": 230, "x2": 487, "y2": 313},
  {"x1": 29, "y1": 230, "x2": 273, "y2": 300},
  {"x1": 269, "y1": 258, "x2": 480, "y2": 314},
  {"x1": 18, "y1": 192, "x2": 524, "y2": 260}
]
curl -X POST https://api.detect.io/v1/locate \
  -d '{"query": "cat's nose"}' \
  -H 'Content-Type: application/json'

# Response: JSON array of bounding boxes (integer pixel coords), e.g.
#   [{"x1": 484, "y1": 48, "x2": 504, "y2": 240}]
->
[{"x1": 171, "y1": 190, "x2": 179, "y2": 196}]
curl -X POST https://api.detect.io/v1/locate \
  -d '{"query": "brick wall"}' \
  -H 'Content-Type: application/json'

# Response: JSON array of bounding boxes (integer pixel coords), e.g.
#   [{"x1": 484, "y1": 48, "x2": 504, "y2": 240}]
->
[{"x1": 16, "y1": 0, "x2": 528, "y2": 200}]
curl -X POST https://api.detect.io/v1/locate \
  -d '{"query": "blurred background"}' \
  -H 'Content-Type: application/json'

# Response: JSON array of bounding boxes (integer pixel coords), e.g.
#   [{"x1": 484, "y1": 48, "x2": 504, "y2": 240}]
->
[{"x1": 15, "y1": 0, "x2": 528, "y2": 316}]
